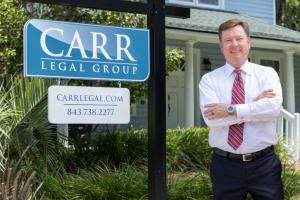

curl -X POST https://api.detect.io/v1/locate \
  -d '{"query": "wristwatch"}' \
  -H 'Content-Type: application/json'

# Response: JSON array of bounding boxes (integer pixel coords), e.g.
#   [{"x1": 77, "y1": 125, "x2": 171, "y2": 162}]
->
[{"x1": 227, "y1": 104, "x2": 235, "y2": 115}]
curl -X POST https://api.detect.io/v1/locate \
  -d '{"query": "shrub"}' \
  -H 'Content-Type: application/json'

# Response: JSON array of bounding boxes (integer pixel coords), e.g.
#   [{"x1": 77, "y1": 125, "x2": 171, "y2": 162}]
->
[
  {"x1": 43, "y1": 163, "x2": 148, "y2": 200},
  {"x1": 69, "y1": 128, "x2": 212, "y2": 171},
  {"x1": 167, "y1": 171, "x2": 212, "y2": 200},
  {"x1": 166, "y1": 128, "x2": 212, "y2": 171},
  {"x1": 70, "y1": 129, "x2": 148, "y2": 168},
  {"x1": 43, "y1": 163, "x2": 212, "y2": 200},
  {"x1": 0, "y1": 167, "x2": 42, "y2": 200},
  {"x1": 275, "y1": 139, "x2": 300, "y2": 200},
  {"x1": 16, "y1": 127, "x2": 300, "y2": 199}
]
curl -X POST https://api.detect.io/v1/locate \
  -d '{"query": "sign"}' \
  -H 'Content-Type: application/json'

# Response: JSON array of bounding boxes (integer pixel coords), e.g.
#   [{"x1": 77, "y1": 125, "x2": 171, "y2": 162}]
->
[
  {"x1": 48, "y1": 86, "x2": 130, "y2": 124},
  {"x1": 24, "y1": 19, "x2": 149, "y2": 81}
]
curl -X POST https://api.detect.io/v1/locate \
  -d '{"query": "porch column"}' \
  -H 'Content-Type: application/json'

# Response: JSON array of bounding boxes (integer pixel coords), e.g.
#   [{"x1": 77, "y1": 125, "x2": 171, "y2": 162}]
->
[
  {"x1": 184, "y1": 40, "x2": 196, "y2": 127},
  {"x1": 284, "y1": 50, "x2": 295, "y2": 113}
]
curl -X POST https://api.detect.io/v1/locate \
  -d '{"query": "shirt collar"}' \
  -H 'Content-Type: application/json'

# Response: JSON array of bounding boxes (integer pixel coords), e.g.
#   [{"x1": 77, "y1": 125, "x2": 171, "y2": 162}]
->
[{"x1": 224, "y1": 60, "x2": 252, "y2": 77}]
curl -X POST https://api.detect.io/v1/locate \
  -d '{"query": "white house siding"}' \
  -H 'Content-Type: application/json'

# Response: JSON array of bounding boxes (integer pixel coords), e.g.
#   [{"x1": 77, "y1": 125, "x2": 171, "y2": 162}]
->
[
  {"x1": 294, "y1": 55, "x2": 300, "y2": 113},
  {"x1": 225, "y1": 0, "x2": 275, "y2": 24}
]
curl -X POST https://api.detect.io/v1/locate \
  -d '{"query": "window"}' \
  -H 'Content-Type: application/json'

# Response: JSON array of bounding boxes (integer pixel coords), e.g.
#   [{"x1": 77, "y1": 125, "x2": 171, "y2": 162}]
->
[
  {"x1": 168, "y1": 0, "x2": 223, "y2": 9},
  {"x1": 260, "y1": 59, "x2": 280, "y2": 74},
  {"x1": 251, "y1": 51, "x2": 283, "y2": 78},
  {"x1": 198, "y1": 0, "x2": 219, "y2": 7},
  {"x1": 176, "y1": 0, "x2": 193, "y2": 2}
]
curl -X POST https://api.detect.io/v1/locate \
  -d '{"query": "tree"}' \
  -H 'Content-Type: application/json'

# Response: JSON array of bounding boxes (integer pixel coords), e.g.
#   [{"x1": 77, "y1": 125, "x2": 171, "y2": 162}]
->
[
  {"x1": 0, "y1": 0, "x2": 30, "y2": 81},
  {"x1": 276, "y1": 0, "x2": 286, "y2": 26},
  {"x1": 276, "y1": 0, "x2": 300, "y2": 31}
]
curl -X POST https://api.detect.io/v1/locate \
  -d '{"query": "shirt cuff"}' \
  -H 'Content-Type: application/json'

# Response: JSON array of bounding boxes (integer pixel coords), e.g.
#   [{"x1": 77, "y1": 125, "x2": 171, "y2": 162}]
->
[{"x1": 235, "y1": 104, "x2": 250, "y2": 120}]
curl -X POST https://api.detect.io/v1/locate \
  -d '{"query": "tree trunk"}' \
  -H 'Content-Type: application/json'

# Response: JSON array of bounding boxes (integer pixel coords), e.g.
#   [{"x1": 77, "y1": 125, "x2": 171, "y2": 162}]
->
[{"x1": 276, "y1": 0, "x2": 286, "y2": 26}]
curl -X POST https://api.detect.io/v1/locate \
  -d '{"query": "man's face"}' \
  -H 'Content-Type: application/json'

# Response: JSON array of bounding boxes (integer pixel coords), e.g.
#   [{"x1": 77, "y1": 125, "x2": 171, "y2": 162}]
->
[{"x1": 220, "y1": 25, "x2": 251, "y2": 68}]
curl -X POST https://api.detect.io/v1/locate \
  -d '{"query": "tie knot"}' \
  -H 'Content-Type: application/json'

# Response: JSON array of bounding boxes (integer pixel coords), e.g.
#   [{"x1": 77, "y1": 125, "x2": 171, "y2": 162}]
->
[{"x1": 234, "y1": 69, "x2": 242, "y2": 75}]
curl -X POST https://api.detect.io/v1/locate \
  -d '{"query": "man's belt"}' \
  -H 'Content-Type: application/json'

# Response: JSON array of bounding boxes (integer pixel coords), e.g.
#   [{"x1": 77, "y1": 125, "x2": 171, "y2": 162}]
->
[{"x1": 213, "y1": 146, "x2": 274, "y2": 162}]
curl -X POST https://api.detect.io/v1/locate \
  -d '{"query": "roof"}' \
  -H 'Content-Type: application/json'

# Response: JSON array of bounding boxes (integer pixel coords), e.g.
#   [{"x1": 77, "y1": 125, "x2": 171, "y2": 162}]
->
[{"x1": 166, "y1": 8, "x2": 300, "y2": 43}]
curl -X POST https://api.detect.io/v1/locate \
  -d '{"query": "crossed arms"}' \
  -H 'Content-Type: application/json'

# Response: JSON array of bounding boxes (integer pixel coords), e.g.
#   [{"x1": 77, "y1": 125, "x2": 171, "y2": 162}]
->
[{"x1": 199, "y1": 68, "x2": 283, "y2": 128}]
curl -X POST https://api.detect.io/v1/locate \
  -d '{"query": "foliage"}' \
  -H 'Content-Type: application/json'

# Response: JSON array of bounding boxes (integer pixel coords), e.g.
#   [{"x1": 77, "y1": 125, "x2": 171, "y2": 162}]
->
[
  {"x1": 0, "y1": 0, "x2": 30, "y2": 77},
  {"x1": 0, "y1": 168, "x2": 42, "y2": 200},
  {"x1": 0, "y1": 93, "x2": 18, "y2": 172},
  {"x1": 42, "y1": 163, "x2": 211, "y2": 200},
  {"x1": 167, "y1": 171, "x2": 212, "y2": 200},
  {"x1": 284, "y1": 0, "x2": 300, "y2": 31},
  {"x1": 68, "y1": 129, "x2": 148, "y2": 169},
  {"x1": 166, "y1": 128, "x2": 211, "y2": 171},
  {"x1": 0, "y1": 143, "x2": 45, "y2": 200},
  {"x1": 0, "y1": 76, "x2": 54, "y2": 172},
  {"x1": 275, "y1": 139, "x2": 300, "y2": 199},
  {"x1": 276, "y1": 0, "x2": 300, "y2": 31},
  {"x1": 37, "y1": 5, "x2": 146, "y2": 28},
  {"x1": 43, "y1": 163, "x2": 148, "y2": 200},
  {"x1": 8, "y1": 97, "x2": 62, "y2": 173},
  {"x1": 67, "y1": 128, "x2": 211, "y2": 170},
  {"x1": 166, "y1": 48, "x2": 185, "y2": 77}
]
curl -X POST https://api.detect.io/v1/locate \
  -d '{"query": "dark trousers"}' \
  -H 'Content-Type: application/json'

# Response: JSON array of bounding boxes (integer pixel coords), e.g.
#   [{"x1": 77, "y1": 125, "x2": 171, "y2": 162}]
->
[{"x1": 210, "y1": 151, "x2": 284, "y2": 200}]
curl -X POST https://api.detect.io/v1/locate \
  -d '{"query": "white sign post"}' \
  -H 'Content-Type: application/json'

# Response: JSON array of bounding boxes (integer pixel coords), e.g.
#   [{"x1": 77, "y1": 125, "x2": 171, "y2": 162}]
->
[{"x1": 48, "y1": 86, "x2": 130, "y2": 124}]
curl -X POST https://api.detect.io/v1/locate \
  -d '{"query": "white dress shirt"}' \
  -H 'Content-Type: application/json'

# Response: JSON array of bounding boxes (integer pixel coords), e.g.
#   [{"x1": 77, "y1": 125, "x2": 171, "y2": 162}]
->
[{"x1": 199, "y1": 61, "x2": 283, "y2": 154}]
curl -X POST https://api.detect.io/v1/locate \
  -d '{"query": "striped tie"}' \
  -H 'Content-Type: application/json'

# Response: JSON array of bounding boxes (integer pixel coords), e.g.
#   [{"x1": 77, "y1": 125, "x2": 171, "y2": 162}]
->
[{"x1": 228, "y1": 69, "x2": 245, "y2": 150}]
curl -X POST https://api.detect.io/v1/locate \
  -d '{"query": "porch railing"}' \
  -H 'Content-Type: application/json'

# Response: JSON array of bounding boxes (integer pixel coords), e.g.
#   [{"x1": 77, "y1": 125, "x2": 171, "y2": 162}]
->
[{"x1": 277, "y1": 108, "x2": 300, "y2": 160}]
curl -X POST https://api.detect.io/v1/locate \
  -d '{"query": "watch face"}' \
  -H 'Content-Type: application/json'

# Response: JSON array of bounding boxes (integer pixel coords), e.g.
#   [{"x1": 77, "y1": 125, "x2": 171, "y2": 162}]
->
[{"x1": 228, "y1": 105, "x2": 234, "y2": 113}]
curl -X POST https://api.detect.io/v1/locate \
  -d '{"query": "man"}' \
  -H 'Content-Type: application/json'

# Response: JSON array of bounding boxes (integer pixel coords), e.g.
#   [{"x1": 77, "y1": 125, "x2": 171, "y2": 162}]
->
[{"x1": 199, "y1": 19, "x2": 284, "y2": 200}]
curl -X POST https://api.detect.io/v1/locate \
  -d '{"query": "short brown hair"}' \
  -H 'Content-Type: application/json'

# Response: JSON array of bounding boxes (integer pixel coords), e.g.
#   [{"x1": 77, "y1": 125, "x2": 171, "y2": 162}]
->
[{"x1": 218, "y1": 19, "x2": 250, "y2": 41}]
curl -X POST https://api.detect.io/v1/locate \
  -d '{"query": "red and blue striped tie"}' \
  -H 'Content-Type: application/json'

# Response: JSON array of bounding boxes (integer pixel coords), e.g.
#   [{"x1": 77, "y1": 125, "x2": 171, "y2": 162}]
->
[{"x1": 228, "y1": 69, "x2": 245, "y2": 150}]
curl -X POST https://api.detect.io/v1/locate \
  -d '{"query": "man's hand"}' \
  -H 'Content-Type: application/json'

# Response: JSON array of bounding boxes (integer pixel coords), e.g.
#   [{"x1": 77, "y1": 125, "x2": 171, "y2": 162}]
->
[
  {"x1": 254, "y1": 89, "x2": 276, "y2": 101},
  {"x1": 204, "y1": 103, "x2": 229, "y2": 120}
]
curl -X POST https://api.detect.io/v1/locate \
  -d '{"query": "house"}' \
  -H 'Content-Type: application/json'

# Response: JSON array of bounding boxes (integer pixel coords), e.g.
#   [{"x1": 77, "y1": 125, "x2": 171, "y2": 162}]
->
[{"x1": 130, "y1": 0, "x2": 300, "y2": 133}]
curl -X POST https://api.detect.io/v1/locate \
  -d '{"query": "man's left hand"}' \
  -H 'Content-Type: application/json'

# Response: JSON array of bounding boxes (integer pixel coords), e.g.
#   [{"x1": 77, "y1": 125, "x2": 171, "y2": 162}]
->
[{"x1": 204, "y1": 103, "x2": 229, "y2": 120}]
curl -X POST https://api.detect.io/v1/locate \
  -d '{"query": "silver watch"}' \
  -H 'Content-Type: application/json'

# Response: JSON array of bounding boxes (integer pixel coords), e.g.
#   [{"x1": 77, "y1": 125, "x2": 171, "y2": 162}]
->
[{"x1": 227, "y1": 104, "x2": 234, "y2": 115}]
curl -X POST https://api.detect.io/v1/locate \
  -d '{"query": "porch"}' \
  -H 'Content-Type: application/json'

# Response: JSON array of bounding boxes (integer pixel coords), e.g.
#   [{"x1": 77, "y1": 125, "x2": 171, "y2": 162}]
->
[{"x1": 278, "y1": 108, "x2": 300, "y2": 160}]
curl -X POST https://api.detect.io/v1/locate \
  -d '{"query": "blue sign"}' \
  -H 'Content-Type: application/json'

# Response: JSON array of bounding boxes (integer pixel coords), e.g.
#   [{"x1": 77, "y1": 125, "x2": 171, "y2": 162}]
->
[{"x1": 24, "y1": 19, "x2": 149, "y2": 81}]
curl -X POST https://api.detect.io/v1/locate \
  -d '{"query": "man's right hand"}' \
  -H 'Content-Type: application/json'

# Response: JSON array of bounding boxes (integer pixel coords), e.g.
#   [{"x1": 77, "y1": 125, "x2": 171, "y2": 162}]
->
[{"x1": 254, "y1": 89, "x2": 276, "y2": 101}]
